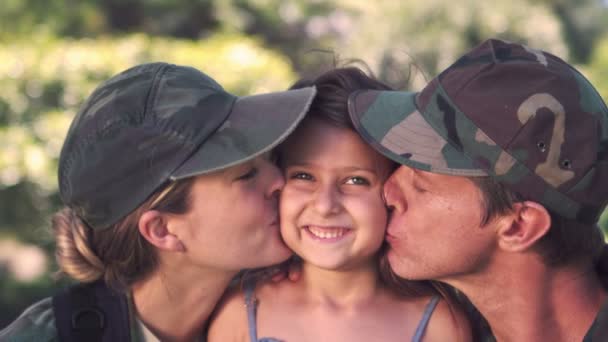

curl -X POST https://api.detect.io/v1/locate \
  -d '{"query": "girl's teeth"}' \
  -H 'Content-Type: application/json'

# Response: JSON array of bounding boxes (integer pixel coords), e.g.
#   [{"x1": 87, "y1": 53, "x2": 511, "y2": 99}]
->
[{"x1": 308, "y1": 226, "x2": 346, "y2": 239}]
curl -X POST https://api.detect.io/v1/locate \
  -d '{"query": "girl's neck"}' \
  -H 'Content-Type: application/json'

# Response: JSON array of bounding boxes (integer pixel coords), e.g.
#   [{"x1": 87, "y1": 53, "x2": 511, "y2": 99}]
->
[
  {"x1": 299, "y1": 259, "x2": 383, "y2": 309},
  {"x1": 132, "y1": 263, "x2": 236, "y2": 342}
]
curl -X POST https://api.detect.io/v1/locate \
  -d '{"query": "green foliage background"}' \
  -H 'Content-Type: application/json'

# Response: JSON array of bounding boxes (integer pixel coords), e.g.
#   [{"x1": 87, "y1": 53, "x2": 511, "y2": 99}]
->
[{"x1": 1, "y1": 0, "x2": 607, "y2": 328}]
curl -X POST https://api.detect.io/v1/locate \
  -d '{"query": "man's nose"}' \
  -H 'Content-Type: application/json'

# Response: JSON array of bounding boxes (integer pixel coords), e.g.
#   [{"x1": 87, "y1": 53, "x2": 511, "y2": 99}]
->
[{"x1": 383, "y1": 171, "x2": 407, "y2": 214}]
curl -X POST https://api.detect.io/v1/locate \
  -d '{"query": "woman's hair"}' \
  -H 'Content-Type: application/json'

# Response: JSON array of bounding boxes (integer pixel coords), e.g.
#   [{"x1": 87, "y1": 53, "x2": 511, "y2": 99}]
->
[{"x1": 52, "y1": 178, "x2": 195, "y2": 291}]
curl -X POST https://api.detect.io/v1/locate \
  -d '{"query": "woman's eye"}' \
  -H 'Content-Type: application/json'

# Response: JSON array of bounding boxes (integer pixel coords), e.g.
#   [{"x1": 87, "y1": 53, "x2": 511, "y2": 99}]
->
[
  {"x1": 345, "y1": 176, "x2": 370, "y2": 186},
  {"x1": 266, "y1": 151, "x2": 279, "y2": 164},
  {"x1": 291, "y1": 172, "x2": 313, "y2": 181},
  {"x1": 236, "y1": 168, "x2": 258, "y2": 181}
]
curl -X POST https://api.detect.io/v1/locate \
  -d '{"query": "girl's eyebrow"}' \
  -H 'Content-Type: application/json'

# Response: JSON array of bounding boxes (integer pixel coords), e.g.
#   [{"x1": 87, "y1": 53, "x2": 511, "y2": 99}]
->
[{"x1": 285, "y1": 162, "x2": 379, "y2": 174}]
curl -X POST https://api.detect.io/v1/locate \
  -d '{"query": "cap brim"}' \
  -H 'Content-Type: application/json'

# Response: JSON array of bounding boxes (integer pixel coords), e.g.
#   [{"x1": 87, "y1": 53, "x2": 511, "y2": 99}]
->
[
  {"x1": 171, "y1": 86, "x2": 316, "y2": 178},
  {"x1": 348, "y1": 90, "x2": 486, "y2": 176}
]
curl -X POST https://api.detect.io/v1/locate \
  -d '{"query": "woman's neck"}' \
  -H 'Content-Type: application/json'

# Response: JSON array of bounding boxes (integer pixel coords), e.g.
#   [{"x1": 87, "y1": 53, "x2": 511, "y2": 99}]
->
[{"x1": 131, "y1": 263, "x2": 237, "y2": 342}]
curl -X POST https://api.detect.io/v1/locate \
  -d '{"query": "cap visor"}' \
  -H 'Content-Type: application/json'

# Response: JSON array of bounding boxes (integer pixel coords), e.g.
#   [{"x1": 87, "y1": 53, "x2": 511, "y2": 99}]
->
[
  {"x1": 348, "y1": 90, "x2": 486, "y2": 176},
  {"x1": 171, "y1": 86, "x2": 316, "y2": 178}
]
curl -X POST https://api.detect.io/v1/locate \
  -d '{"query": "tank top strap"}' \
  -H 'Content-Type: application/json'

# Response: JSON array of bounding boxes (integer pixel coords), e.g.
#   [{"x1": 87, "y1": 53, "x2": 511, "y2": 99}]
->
[
  {"x1": 243, "y1": 280, "x2": 259, "y2": 342},
  {"x1": 411, "y1": 295, "x2": 440, "y2": 342}
]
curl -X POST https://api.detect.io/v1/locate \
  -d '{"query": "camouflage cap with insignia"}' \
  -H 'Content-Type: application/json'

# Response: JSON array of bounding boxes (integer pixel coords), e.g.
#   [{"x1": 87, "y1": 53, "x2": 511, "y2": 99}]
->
[
  {"x1": 349, "y1": 39, "x2": 608, "y2": 224},
  {"x1": 59, "y1": 62, "x2": 315, "y2": 229}
]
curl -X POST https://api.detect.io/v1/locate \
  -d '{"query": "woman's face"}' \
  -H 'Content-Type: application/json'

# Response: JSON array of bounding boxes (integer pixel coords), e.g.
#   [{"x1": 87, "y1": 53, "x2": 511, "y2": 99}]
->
[
  {"x1": 279, "y1": 118, "x2": 393, "y2": 270},
  {"x1": 170, "y1": 153, "x2": 292, "y2": 271}
]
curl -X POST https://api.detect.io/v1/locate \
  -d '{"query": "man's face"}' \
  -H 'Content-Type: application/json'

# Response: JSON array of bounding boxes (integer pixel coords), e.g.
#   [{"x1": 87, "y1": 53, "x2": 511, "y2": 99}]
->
[{"x1": 383, "y1": 166, "x2": 498, "y2": 282}]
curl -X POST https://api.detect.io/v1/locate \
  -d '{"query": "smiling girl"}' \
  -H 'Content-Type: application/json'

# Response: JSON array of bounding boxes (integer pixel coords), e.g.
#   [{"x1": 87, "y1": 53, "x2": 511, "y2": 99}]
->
[{"x1": 208, "y1": 67, "x2": 472, "y2": 342}]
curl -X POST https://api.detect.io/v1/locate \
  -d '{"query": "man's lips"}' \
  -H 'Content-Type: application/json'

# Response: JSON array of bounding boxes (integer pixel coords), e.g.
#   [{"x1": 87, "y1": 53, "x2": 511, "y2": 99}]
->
[{"x1": 385, "y1": 226, "x2": 402, "y2": 243}]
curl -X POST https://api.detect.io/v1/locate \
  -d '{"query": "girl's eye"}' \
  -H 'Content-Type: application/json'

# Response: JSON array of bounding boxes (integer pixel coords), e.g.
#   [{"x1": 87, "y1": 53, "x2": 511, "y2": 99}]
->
[
  {"x1": 345, "y1": 176, "x2": 370, "y2": 186},
  {"x1": 236, "y1": 167, "x2": 258, "y2": 181},
  {"x1": 291, "y1": 172, "x2": 313, "y2": 181}
]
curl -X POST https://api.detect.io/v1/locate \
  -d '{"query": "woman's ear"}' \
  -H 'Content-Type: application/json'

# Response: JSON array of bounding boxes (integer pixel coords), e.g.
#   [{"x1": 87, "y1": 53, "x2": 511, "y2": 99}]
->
[
  {"x1": 496, "y1": 201, "x2": 551, "y2": 252},
  {"x1": 138, "y1": 210, "x2": 185, "y2": 252}
]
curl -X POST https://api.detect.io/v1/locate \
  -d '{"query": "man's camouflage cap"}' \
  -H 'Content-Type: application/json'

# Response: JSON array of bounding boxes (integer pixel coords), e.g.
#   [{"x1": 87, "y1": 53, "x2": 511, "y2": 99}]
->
[
  {"x1": 349, "y1": 39, "x2": 608, "y2": 224},
  {"x1": 59, "y1": 62, "x2": 315, "y2": 229}
]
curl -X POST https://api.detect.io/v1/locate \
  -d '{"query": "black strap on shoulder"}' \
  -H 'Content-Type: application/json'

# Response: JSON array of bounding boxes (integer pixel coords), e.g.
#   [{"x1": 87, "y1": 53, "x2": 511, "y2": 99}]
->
[{"x1": 52, "y1": 281, "x2": 131, "y2": 342}]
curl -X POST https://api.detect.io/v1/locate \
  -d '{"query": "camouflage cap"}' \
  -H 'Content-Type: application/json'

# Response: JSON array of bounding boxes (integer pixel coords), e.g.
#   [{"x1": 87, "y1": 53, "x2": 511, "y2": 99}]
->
[
  {"x1": 59, "y1": 62, "x2": 315, "y2": 229},
  {"x1": 349, "y1": 39, "x2": 608, "y2": 224}
]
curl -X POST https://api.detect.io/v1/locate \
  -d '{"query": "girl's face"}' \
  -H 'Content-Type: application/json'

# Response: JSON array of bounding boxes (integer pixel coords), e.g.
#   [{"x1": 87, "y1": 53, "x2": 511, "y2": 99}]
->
[
  {"x1": 279, "y1": 118, "x2": 393, "y2": 271},
  {"x1": 171, "y1": 153, "x2": 292, "y2": 271}
]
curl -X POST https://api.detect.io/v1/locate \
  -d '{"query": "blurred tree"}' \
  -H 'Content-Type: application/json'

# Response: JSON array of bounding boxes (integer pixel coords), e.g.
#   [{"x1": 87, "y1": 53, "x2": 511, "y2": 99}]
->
[
  {"x1": 1, "y1": 0, "x2": 608, "y2": 328},
  {"x1": 588, "y1": 34, "x2": 608, "y2": 100},
  {"x1": 536, "y1": 0, "x2": 608, "y2": 63}
]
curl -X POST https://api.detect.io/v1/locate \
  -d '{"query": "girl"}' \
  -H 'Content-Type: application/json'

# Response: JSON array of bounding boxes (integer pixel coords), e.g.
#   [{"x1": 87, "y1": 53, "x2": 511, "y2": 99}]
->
[
  {"x1": 208, "y1": 67, "x2": 471, "y2": 341},
  {"x1": 0, "y1": 62, "x2": 315, "y2": 342}
]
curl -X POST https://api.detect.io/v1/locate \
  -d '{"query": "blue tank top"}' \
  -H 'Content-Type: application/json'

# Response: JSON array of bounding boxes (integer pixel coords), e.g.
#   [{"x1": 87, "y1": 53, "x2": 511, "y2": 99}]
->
[{"x1": 243, "y1": 281, "x2": 440, "y2": 342}]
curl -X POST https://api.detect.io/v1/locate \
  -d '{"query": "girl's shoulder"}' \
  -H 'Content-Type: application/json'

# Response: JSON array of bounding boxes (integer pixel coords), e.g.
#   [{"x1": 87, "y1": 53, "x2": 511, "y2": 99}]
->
[
  {"x1": 207, "y1": 284, "x2": 249, "y2": 341},
  {"x1": 0, "y1": 297, "x2": 59, "y2": 342},
  {"x1": 207, "y1": 277, "x2": 299, "y2": 342},
  {"x1": 422, "y1": 296, "x2": 473, "y2": 342}
]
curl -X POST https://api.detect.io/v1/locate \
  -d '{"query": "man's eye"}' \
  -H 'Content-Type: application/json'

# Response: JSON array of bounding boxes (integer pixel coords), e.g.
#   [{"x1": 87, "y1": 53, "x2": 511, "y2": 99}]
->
[
  {"x1": 236, "y1": 168, "x2": 258, "y2": 180},
  {"x1": 412, "y1": 182, "x2": 427, "y2": 193},
  {"x1": 291, "y1": 172, "x2": 313, "y2": 181},
  {"x1": 345, "y1": 176, "x2": 370, "y2": 186}
]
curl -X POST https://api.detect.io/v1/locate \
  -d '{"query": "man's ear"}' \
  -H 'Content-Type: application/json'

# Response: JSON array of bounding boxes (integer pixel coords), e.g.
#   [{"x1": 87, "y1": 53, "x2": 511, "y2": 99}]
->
[
  {"x1": 138, "y1": 210, "x2": 185, "y2": 252},
  {"x1": 496, "y1": 201, "x2": 551, "y2": 252}
]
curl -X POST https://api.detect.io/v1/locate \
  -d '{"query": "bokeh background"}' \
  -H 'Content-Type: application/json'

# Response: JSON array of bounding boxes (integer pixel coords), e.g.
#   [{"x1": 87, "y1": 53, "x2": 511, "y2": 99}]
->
[{"x1": 1, "y1": 0, "x2": 607, "y2": 327}]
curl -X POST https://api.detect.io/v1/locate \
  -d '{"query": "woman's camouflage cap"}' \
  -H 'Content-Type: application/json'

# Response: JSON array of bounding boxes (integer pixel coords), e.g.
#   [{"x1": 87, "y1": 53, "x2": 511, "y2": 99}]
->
[
  {"x1": 59, "y1": 62, "x2": 315, "y2": 229},
  {"x1": 349, "y1": 39, "x2": 608, "y2": 224}
]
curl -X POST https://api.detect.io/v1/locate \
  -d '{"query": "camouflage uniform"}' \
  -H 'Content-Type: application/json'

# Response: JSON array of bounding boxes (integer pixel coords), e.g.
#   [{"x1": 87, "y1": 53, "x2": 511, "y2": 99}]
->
[{"x1": 348, "y1": 39, "x2": 608, "y2": 340}]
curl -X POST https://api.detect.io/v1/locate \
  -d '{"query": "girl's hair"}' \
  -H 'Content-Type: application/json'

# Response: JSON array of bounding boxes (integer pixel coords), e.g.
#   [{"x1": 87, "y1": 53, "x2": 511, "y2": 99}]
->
[
  {"x1": 52, "y1": 178, "x2": 195, "y2": 291},
  {"x1": 290, "y1": 67, "x2": 488, "y2": 339},
  {"x1": 289, "y1": 67, "x2": 438, "y2": 294},
  {"x1": 289, "y1": 67, "x2": 391, "y2": 129}
]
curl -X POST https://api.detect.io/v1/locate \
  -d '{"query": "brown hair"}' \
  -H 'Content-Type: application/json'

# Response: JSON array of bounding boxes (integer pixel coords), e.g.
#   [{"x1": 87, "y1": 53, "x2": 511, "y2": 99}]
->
[
  {"x1": 52, "y1": 178, "x2": 195, "y2": 291},
  {"x1": 472, "y1": 176, "x2": 607, "y2": 276},
  {"x1": 289, "y1": 67, "x2": 391, "y2": 129}
]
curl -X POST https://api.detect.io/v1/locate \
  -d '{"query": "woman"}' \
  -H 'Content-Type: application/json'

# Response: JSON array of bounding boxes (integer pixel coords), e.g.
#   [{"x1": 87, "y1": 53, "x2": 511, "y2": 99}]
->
[{"x1": 0, "y1": 62, "x2": 315, "y2": 342}]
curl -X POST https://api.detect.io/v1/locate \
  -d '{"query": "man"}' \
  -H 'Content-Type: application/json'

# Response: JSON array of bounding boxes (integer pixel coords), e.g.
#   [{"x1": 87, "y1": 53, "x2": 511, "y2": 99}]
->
[{"x1": 348, "y1": 39, "x2": 608, "y2": 341}]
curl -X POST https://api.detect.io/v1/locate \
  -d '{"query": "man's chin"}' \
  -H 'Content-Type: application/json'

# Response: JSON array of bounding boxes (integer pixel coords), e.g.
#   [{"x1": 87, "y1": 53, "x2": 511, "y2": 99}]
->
[{"x1": 386, "y1": 249, "x2": 427, "y2": 280}]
